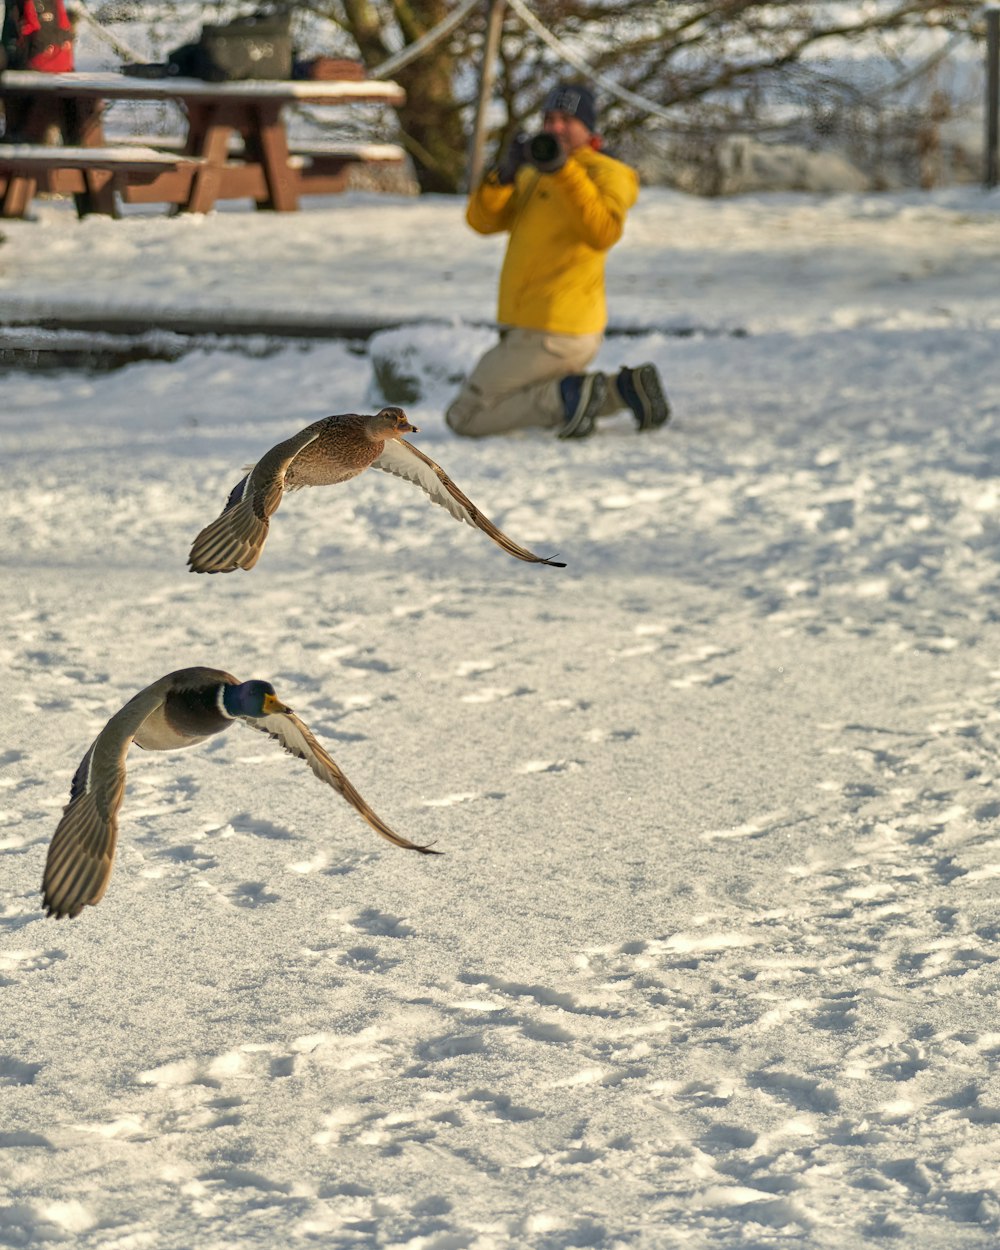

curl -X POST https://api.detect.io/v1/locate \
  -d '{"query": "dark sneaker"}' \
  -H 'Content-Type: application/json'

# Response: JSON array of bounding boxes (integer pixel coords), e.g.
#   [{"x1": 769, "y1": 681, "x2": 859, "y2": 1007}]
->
[
  {"x1": 558, "y1": 373, "x2": 607, "y2": 440},
  {"x1": 618, "y1": 363, "x2": 671, "y2": 430}
]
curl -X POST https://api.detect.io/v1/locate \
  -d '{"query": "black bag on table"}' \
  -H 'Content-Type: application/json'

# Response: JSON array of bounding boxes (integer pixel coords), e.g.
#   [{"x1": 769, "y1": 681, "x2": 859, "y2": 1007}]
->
[
  {"x1": 195, "y1": 10, "x2": 292, "y2": 82},
  {"x1": 164, "y1": 11, "x2": 292, "y2": 82}
]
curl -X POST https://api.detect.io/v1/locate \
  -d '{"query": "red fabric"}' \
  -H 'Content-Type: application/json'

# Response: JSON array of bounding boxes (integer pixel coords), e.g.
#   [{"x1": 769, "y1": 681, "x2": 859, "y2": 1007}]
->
[
  {"x1": 19, "y1": 0, "x2": 41, "y2": 38},
  {"x1": 27, "y1": 40, "x2": 74, "y2": 71},
  {"x1": 15, "y1": 0, "x2": 75, "y2": 72}
]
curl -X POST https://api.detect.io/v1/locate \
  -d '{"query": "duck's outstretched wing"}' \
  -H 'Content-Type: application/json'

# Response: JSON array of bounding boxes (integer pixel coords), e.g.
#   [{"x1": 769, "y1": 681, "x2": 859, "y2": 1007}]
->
[
  {"x1": 247, "y1": 710, "x2": 440, "y2": 855},
  {"x1": 40, "y1": 671, "x2": 213, "y2": 919},
  {"x1": 371, "y1": 439, "x2": 566, "y2": 567},
  {"x1": 188, "y1": 425, "x2": 323, "y2": 574}
]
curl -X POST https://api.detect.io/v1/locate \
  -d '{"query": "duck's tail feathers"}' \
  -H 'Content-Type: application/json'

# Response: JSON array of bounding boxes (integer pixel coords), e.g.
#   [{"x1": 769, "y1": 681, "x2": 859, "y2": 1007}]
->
[{"x1": 188, "y1": 484, "x2": 268, "y2": 574}]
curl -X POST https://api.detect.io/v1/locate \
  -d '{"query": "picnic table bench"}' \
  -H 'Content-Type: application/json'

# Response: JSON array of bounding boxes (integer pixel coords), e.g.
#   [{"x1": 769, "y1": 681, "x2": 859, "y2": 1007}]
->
[
  {"x1": 0, "y1": 143, "x2": 198, "y2": 217},
  {"x1": 117, "y1": 134, "x2": 408, "y2": 198}
]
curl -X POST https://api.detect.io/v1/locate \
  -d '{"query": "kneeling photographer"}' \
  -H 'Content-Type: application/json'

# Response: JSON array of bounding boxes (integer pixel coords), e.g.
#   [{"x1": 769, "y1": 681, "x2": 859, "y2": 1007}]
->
[{"x1": 446, "y1": 81, "x2": 670, "y2": 441}]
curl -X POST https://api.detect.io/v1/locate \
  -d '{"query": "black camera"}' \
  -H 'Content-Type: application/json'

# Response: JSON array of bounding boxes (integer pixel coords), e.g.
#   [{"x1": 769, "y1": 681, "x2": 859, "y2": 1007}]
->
[{"x1": 526, "y1": 132, "x2": 563, "y2": 172}]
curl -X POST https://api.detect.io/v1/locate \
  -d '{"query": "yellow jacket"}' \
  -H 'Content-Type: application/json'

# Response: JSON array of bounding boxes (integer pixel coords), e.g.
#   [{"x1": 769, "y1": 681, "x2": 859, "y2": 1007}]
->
[{"x1": 467, "y1": 146, "x2": 639, "y2": 336}]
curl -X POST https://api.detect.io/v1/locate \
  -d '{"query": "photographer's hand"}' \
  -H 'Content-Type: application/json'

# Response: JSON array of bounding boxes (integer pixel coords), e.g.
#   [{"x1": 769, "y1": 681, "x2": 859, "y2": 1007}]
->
[{"x1": 493, "y1": 133, "x2": 529, "y2": 185}]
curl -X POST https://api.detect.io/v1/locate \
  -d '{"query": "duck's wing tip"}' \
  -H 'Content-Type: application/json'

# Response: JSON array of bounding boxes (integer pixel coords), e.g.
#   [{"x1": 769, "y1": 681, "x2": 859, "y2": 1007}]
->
[{"x1": 248, "y1": 710, "x2": 439, "y2": 856}]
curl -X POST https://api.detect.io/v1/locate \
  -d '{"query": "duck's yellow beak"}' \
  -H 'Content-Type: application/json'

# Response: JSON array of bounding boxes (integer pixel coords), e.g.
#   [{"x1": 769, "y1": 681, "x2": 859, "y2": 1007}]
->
[{"x1": 263, "y1": 692, "x2": 293, "y2": 715}]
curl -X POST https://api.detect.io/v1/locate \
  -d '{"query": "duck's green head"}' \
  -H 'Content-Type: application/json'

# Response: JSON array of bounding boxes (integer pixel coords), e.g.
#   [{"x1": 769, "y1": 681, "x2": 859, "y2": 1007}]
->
[{"x1": 223, "y1": 679, "x2": 291, "y2": 719}]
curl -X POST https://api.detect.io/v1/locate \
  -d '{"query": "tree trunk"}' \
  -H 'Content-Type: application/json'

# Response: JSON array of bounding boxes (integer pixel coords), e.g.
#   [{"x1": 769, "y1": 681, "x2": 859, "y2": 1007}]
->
[
  {"x1": 394, "y1": 58, "x2": 466, "y2": 192},
  {"x1": 344, "y1": 0, "x2": 467, "y2": 192}
]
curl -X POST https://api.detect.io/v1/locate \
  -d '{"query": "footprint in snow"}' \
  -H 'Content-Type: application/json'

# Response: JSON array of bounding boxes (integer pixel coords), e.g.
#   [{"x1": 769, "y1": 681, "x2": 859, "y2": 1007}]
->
[
  {"x1": 222, "y1": 881, "x2": 280, "y2": 909},
  {"x1": 459, "y1": 1088, "x2": 543, "y2": 1122},
  {"x1": 229, "y1": 813, "x2": 299, "y2": 841},
  {"x1": 519, "y1": 758, "x2": 583, "y2": 775},
  {"x1": 199, "y1": 1166, "x2": 290, "y2": 1195},
  {"x1": 338, "y1": 945, "x2": 402, "y2": 974},
  {"x1": 157, "y1": 843, "x2": 220, "y2": 871},
  {"x1": 584, "y1": 726, "x2": 639, "y2": 743},
  {"x1": 0, "y1": 948, "x2": 67, "y2": 976},
  {"x1": 460, "y1": 684, "x2": 534, "y2": 704},
  {"x1": 748, "y1": 1068, "x2": 841, "y2": 1113},
  {"x1": 422, "y1": 789, "x2": 486, "y2": 808},
  {"x1": 0, "y1": 1130, "x2": 54, "y2": 1149},
  {"x1": 417, "y1": 1033, "x2": 486, "y2": 1062},
  {"x1": 454, "y1": 659, "x2": 497, "y2": 678},
  {"x1": 669, "y1": 671, "x2": 734, "y2": 689},
  {"x1": 347, "y1": 907, "x2": 415, "y2": 938},
  {"x1": 0, "y1": 1056, "x2": 42, "y2": 1086}
]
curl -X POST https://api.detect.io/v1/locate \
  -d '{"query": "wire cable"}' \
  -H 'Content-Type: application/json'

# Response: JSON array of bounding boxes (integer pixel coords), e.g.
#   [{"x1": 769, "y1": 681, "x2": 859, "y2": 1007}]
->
[{"x1": 370, "y1": 0, "x2": 481, "y2": 79}]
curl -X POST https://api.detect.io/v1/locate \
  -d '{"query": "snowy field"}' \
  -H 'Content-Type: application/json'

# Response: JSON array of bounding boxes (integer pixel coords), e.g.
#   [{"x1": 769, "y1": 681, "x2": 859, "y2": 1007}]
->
[{"x1": 1, "y1": 184, "x2": 1000, "y2": 1249}]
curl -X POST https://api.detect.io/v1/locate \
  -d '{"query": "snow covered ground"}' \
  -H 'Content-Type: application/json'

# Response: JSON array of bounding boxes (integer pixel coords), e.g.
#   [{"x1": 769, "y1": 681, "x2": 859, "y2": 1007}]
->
[{"x1": 2, "y1": 184, "x2": 1000, "y2": 1249}]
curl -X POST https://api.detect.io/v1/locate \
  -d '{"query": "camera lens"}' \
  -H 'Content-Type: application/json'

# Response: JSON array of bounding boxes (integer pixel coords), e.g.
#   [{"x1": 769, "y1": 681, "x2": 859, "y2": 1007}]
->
[{"x1": 528, "y1": 133, "x2": 559, "y2": 165}]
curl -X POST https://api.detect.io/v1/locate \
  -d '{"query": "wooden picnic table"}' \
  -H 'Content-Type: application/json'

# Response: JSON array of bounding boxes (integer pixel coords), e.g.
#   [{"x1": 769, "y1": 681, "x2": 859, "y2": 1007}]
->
[{"x1": 0, "y1": 70, "x2": 406, "y2": 214}]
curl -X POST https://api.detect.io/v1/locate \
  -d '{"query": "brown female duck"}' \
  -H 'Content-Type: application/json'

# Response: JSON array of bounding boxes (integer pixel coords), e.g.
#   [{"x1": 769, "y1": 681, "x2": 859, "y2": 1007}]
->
[{"x1": 188, "y1": 407, "x2": 565, "y2": 574}]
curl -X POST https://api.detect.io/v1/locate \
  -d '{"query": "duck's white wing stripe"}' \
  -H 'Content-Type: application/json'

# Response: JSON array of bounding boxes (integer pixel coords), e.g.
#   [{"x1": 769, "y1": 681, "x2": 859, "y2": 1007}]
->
[
  {"x1": 247, "y1": 711, "x2": 440, "y2": 854},
  {"x1": 372, "y1": 438, "x2": 566, "y2": 567},
  {"x1": 371, "y1": 439, "x2": 477, "y2": 528}
]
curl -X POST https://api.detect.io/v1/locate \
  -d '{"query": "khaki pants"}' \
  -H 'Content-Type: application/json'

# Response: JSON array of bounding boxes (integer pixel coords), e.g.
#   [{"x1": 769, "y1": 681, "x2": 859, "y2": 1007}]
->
[{"x1": 445, "y1": 328, "x2": 624, "y2": 438}]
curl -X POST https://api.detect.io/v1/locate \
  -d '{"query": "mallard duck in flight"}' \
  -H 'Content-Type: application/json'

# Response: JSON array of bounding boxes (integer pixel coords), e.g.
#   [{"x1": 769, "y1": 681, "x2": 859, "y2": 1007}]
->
[
  {"x1": 42, "y1": 666, "x2": 438, "y2": 919},
  {"x1": 187, "y1": 407, "x2": 565, "y2": 574}
]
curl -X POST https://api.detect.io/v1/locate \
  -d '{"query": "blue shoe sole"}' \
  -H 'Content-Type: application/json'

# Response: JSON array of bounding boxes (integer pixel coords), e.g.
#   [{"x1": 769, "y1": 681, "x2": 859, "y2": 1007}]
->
[
  {"x1": 558, "y1": 374, "x2": 607, "y2": 440},
  {"x1": 629, "y1": 364, "x2": 671, "y2": 431}
]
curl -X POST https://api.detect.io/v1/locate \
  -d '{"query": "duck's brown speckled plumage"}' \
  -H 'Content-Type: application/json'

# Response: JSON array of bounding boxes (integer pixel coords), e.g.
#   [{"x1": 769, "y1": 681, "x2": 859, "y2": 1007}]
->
[
  {"x1": 188, "y1": 407, "x2": 565, "y2": 574},
  {"x1": 282, "y1": 414, "x2": 386, "y2": 489}
]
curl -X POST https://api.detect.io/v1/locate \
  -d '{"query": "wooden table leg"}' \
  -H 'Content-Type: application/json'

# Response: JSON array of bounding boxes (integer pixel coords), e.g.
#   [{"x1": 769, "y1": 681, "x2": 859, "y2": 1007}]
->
[
  {"x1": 2, "y1": 95, "x2": 60, "y2": 142},
  {"x1": 64, "y1": 98, "x2": 116, "y2": 217},
  {"x1": 247, "y1": 101, "x2": 298, "y2": 212},
  {"x1": 2, "y1": 97, "x2": 51, "y2": 217},
  {"x1": 80, "y1": 168, "x2": 119, "y2": 218},
  {"x1": 1, "y1": 173, "x2": 37, "y2": 218},
  {"x1": 68, "y1": 98, "x2": 107, "y2": 148},
  {"x1": 184, "y1": 101, "x2": 234, "y2": 213}
]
